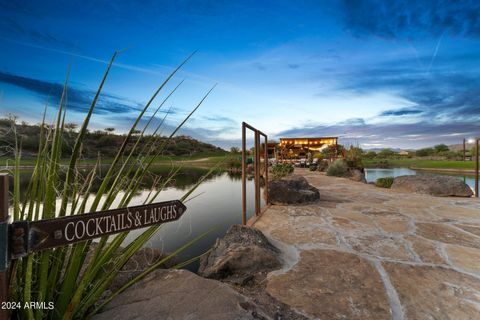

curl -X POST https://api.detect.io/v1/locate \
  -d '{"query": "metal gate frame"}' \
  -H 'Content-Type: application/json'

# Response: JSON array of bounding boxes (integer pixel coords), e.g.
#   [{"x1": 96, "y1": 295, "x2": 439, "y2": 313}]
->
[
  {"x1": 475, "y1": 138, "x2": 479, "y2": 198},
  {"x1": 241, "y1": 122, "x2": 268, "y2": 225}
]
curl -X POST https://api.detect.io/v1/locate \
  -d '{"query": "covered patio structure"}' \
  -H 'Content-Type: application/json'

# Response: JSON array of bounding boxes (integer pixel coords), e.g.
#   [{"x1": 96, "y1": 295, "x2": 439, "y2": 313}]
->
[{"x1": 276, "y1": 137, "x2": 338, "y2": 161}]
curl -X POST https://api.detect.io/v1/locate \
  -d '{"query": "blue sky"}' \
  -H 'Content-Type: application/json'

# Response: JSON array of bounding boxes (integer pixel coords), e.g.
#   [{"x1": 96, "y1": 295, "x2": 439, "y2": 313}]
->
[{"x1": 0, "y1": 0, "x2": 479, "y2": 149}]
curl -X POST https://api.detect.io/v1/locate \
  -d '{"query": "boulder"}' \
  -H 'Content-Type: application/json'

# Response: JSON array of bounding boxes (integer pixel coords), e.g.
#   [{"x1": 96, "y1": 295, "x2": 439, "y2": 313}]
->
[
  {"x1": 267, "y1": 175, "x2": 320, "y2": 204},
  {"x1": 198, "y1": 225, "x2": 281, "y2": 282},
  {"x1": 391, "y1": 174, "x2": 473, "y2": 197},
  {"x1": 93, "y1": 269, "x2": 267, "y2": 320}
]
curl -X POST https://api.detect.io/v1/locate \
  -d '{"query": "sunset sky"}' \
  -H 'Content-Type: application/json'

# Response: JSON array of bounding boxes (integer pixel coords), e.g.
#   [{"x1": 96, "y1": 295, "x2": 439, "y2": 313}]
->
[{"x1": 0, "y1": 0, "x2": 479, "y2": 149}]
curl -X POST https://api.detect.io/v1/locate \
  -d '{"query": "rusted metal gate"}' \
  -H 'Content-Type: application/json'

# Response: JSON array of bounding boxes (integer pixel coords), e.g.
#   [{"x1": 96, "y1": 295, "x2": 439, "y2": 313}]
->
[
  {"x1": 241, "y1": 122, "x2": 269, "y2": 225},
  {"x1": 475, "y1": 138, "x2": 479, "y2": 197}
]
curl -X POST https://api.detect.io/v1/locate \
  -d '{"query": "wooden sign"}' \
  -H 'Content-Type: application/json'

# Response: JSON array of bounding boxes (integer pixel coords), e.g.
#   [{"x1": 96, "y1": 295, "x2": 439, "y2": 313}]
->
[{"x1": 10, "y1": 200, "x2": 186, "y2": 258}]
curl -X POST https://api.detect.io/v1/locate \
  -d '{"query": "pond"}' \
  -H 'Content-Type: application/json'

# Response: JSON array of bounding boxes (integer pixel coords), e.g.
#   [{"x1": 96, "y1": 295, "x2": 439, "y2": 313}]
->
[
  {"x1": 11, "y1": 167, "x2": 264, "y2": 272},
  {"x1": 365, "y1": 167, "x2": 476, "y2": 191},
  {"x1": 123, "y1": 170, "x2": 264, "y2": 271}
]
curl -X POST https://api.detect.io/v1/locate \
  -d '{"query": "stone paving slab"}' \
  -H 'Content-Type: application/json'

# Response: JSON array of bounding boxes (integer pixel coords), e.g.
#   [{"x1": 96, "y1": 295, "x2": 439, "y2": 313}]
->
[{"x1": 253, "y1": 169, "x2": 480, "y2": 320}]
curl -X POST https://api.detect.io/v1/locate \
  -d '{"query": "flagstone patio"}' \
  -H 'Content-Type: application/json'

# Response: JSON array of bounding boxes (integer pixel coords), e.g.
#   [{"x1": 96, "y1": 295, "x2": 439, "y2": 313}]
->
[{"x1": 252, "y1": 169, "x2": 480, "y2": 319}]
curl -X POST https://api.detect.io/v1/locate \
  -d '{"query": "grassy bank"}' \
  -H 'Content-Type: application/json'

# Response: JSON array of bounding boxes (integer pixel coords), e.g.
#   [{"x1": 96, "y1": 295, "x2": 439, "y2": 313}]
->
[
  {"x1": 0, "y1": 151, "x2": 230, "y2": 167},
  {"x1": 363, "y1": 159, "x2": 477, "y2": 170}
]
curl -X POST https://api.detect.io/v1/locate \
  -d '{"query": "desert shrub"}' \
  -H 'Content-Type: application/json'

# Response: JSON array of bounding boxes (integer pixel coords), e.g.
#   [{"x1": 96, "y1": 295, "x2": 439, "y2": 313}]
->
[
  {"x1": 271, "y1": 163, "x2": 294, "y2": 179},
  {"x1": 434, "y1": 144, "x2": 449, "y2": 153},
  {"x1": 375, "y1": 177, "x2": 394, "y2": 188},
  {"x1": 376, "y1": 160, "x2": 391, "y2": 168},
  {"x1": 415, "y1": 147, "x2": 435, "y2": 157},
  {"x1": 313, "y1": 152, "x2": 323, "y2": 159},
  {"x1": 225, "y1": 156, "x2": 241, "y2": 169},
  {"x1": 97, "y1": 134, "x2": 119, "y2": 147},
  {"x1": 326, "y1": 159, "x2": 348, "y2": 177},
  {"x1": 440, "y1": 150, "x2": 462, "y2": 160},
  {"x1": 317, "y1": 160, "x2": 329, "y2": 172},
  {"x1": 377, "y1": 148, "x2": 395, "y2": 159},
  {"x1": 364, "y1": 151, "x2": 377, "y2": 159}
]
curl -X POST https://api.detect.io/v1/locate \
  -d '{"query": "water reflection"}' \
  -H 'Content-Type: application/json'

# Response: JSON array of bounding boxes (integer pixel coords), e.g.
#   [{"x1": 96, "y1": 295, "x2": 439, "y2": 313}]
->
[
  {"x1": 11, "y1": 167, "x2": 262, "y2": 272},
  {"x1": 9, "y1": 166, "x2": 227, "y2": 201},
  {"x1": 365, "y1": 168, "x2": 476, "y2": 190},
  {"x1": 123, "y1": 172, "x2": 263, "y2": 271}
]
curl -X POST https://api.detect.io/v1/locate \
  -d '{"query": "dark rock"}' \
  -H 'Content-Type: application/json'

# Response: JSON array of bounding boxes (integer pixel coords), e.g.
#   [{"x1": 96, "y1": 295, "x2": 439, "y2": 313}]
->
[
  {"x1": 267, "y1": 175, "x2": 320, "y2": 204},
  {"x1": 391, "y1": 174, "x2": 473, "y2": 197},
  {"x1": 93, "y1": 269, "x2": 268, "y2": 320},
  {"x1": 198, "y1": 225, "x2": 281, "y2": 281}
]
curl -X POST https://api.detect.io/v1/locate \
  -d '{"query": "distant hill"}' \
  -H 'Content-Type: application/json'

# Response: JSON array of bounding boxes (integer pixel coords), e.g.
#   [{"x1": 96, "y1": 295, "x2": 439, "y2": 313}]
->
[
  {"x1": 364, "y1": 143, "x2": 475, "y2": 153},
  {"x1": 448, "y1": 143, "x2": 476, "y2": 152},
  {"x1": 361, "y1": 147, "x2": 405, "y2": 152},
  {"x1": 0, "y1": 118, "x2": 225, "y2": 158}
]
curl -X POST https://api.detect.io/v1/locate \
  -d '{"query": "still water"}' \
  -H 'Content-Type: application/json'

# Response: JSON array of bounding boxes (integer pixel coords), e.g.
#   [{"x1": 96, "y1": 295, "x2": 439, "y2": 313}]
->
[
  {"x1": 13, "y1": 167, "x2": 264, "y2": 272},
  {"x1": 365, "y1": 167, "x2": 476, "y2": 191},
  {"x1": 122, "y1": 170, "x2": 264, "y2": 271}
]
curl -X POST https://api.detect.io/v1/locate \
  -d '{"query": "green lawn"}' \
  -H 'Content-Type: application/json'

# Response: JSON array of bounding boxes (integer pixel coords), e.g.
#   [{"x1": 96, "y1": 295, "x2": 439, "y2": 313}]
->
[
  {"x1": 0, "y1": 151, "x2": 231, "y2": 167},
  {"x1": 363, "y1": 158, "x2": 476, "y2": 170}
]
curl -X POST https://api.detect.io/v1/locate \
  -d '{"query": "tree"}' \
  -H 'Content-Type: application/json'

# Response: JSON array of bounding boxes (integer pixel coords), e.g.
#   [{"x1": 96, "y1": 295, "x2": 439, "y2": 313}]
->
[
  {"x1": 104, "y1": 127, "x2": 115, "y2": 134},
  {"x1": 230, "y1": 146, "x2": 240, "y2": 154},
  {"x1": 415, "y1": 148, "x2": 435, "y2": 157},
  {"x1": 364, "y1": 151, "x2": 377, "y2": 159},
  {"x1": 65, "y1": 123, "x2": 78, "y2": 132},
  {"x1": 322, "y1": 145, "x2": 342, "y2": 159},
  {"x1": 378, "y1": 148, "x2": 395, "y2": 159},
  {"x1": 434, "y1": 144, "x2": 449, "y2": 153}
]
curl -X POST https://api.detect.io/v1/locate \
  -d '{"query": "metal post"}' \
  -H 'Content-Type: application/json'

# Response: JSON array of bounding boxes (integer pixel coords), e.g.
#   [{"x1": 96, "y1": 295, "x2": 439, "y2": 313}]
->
[
  {"x1": 254, "y1": 131, "x2": 260, "y2": 216},
  {"x1": 0, "y1": 174, "x2": 9, "y2": 320},
  {"x1": 241, "y1": 123, "x2": 269, "y2": 223},
  {"x1": 475, "y1": 138, "x2": 479, "y2": 198},
  {"x1": 463, "y1": 138, "x2": 466, "y2": 162},
  {"x1": 264, "y1": 135, "x2": 269, "y2": 205},
  {"x1": 241, "y1": 123, "x2": 247, "y2": 225}
]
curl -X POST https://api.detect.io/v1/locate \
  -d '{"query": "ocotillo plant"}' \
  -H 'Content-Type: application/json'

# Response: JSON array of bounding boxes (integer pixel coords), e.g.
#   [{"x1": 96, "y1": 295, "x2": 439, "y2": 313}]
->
[{"x1": 6, "y1": 52, "x2": 216, "y2": 320}]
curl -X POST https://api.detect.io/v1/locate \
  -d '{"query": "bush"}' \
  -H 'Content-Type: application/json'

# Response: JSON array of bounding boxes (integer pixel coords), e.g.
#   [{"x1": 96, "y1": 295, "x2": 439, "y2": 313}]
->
[
  {"x1": 440, "y1": 150, "x2": 462, "y2": 160},
  {"x1": 364, "y1": 151, "x2": 377, "y2": 159},
  {"x1": 326, "y1": 160, "x2": 348, "y2": 177},
  {"x1": 225, "y1": 156, "x2": 241, "y2": 169},
  {"x1": 97, "y1": 134, "x2": 119, "y2": 147},
  {"x1": 375, "y1": 177, "x2": 394, "y2": 188},
  {"x1": 377, "y1": 148, "x2": 395, "y2": 159},
  {"x1": 416, "y1": 148, "x2": 435, "y2": 157},
  {"x1": 309, "y1": 164, "x2": 317, "y2": 171},
  {"x1": 434, "y1": 144, "x2": 449, "y2": 153},
  {"x1": 271, "y1": 163, "x2": 294, "y2": 179},
  {"x1": 317, "y1": 160, "x2": 329, "y2": 172},
  {"x1": 376, "y1": 160, "x2": 391, "y2": 168}
]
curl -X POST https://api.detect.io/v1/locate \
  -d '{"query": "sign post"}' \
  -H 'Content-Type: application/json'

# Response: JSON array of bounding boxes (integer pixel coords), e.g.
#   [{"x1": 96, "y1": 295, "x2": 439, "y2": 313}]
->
[
  {"x1": 10, "y1": 200, "x2": 186, "y2": 258},
  {"x1": 0, "y1": 174, "x2": 9, "y2": 320},
  {"x1": 0, "y1": 180, "x2": 187, "y2": 314}
]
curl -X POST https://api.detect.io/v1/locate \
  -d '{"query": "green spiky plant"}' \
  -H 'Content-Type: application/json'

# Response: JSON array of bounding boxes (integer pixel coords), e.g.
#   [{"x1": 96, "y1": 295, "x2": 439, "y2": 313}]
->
[{"x1": 6, "y1": 52, "x2": 217, "y2": 319}]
